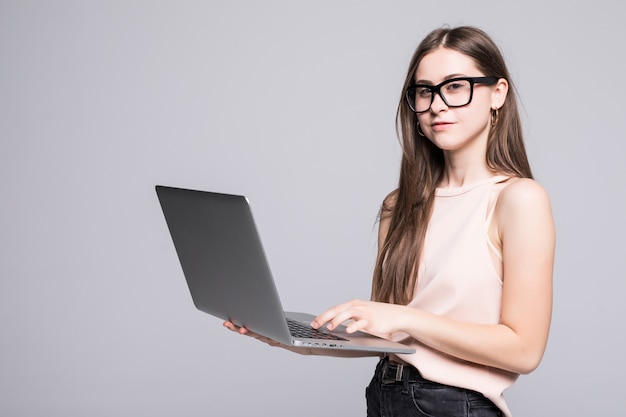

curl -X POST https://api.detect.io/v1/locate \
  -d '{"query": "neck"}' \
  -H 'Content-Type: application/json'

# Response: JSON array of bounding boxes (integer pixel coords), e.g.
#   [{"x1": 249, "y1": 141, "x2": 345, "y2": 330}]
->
[{"x1": 439, "y1": 153, "x2": 495, "y2": 188}]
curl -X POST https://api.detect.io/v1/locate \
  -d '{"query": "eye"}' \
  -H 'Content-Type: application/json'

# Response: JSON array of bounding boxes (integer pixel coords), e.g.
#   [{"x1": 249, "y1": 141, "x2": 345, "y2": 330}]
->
[
  {"x1": 443, "y1": 79, "x2": 471, "y2": 94},
  {"x1": 415, "y1": 86, "x2": 432, "y2": 98}
]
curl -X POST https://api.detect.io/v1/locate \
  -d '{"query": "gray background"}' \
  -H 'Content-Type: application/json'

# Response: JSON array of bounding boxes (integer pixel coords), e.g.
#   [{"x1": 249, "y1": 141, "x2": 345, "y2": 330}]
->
[{"x1": 1, "y1": 1, "x2": 624, "y2": 415}]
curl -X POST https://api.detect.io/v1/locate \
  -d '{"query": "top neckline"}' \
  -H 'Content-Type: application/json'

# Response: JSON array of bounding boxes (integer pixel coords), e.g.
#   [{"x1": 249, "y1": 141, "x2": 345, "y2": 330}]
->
[{"x1": 435, "y1": 175, "x2": 509, "y2": 197}]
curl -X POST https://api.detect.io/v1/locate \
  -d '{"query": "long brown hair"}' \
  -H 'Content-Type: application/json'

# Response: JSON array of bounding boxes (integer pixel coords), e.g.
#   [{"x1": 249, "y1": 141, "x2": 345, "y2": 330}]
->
[{"x1": 371, "y1": 26, "x2": 533, "y2": 305}]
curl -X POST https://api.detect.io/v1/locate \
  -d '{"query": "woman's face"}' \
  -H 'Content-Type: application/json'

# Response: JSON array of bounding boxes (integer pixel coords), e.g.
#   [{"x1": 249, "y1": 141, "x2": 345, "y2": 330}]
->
[{"x1": 414, "y1": 47, "x2": 506, "y2": 155}]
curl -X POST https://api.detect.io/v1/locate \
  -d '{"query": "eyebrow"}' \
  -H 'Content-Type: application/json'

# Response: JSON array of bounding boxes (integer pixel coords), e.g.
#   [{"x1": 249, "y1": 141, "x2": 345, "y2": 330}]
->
[{"x1": 414, "y1": 73, "x2": 469, "y2": 85}]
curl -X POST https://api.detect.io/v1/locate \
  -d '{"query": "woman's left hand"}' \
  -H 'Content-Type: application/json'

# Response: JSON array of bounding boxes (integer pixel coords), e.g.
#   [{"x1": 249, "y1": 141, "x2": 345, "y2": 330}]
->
[{"x1": 311, "y1": 299, "x2": 407, "y2": 339}]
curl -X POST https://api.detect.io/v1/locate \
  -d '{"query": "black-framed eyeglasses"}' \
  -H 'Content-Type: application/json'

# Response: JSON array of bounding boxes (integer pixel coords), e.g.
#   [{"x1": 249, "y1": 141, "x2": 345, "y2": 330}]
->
[{"x1": 405, "y1": 76, "x2": 498, "y2": 113}]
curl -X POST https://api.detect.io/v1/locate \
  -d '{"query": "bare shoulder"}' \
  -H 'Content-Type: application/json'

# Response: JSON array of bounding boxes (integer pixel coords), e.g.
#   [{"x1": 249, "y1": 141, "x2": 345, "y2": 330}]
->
[
  {"x1": 382, "y1": 189, "x2": 399, "y2": 208},
  {"x1": 497, "y1": 178, "x2": 552, "y2": 213},
  {"x1": 377, "y1": 189, "x2": 398, "y2": 248},
  {"x1": 496, "y1": 177, "x2": 554, "y2": 238},
  {"x1": 380, "y1": 189, "x2": 399, "y2": 218}
]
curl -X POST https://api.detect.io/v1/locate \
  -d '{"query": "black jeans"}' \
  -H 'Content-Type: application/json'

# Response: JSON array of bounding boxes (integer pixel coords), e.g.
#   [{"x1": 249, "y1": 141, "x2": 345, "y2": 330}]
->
[{"x1": 366, "y1": 357, "x2": 503, "y2": 417}]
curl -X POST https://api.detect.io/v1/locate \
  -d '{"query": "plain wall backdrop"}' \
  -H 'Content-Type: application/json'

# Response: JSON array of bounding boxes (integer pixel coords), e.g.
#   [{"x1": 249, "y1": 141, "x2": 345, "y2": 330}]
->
[{"x1": 1, "y1": 1, "x2": 625, "y2": 415}]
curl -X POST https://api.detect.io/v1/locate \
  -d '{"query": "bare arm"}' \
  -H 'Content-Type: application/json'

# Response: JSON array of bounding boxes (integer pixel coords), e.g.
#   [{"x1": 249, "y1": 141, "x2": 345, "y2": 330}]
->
[{"x1": 313, "y1": 179, "x2": 555, "y2": 374}]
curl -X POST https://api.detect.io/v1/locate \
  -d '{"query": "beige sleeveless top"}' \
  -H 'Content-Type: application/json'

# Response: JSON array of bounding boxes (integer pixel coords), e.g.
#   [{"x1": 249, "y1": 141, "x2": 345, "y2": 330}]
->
[{"x1": 392, "y1": 175, "x2": 517, "y2": 416}]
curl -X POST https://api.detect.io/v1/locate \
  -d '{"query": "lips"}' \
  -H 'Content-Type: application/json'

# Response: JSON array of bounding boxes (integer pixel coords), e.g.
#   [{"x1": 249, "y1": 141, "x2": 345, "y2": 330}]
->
[{"x1": 431, "y1": 121, "x2": 453, "y2": 131}]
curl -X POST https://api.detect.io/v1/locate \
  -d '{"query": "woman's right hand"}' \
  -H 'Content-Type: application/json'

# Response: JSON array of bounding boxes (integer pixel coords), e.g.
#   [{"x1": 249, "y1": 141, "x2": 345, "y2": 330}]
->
[
  {"x1": 223, "y1": 320, "x2": 285, "y2": 347},
  {"x1": 223, "y1": 320, "x2": 376, "y2": 358}
]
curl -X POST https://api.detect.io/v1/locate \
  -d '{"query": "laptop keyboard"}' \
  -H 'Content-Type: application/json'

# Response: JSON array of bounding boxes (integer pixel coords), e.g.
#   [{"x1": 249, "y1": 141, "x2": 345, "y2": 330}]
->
[{"x1": 287, "y1": 318, "x2": 348, "y2": 341}]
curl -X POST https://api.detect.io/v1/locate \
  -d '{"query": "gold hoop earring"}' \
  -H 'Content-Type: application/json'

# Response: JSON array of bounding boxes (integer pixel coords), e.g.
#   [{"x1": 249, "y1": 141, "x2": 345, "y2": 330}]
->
[
  {"x1": 417, "y1": 122, "x2": 426, "y2": 137},
  {"x1": 491, "y1": 108, "x2": 499, "y2": 127}
]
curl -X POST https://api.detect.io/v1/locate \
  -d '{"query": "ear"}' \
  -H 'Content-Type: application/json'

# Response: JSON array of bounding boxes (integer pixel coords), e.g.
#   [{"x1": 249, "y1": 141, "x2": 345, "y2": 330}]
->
[{"x1": 491, "y1": 78, "x2": 509, "y2": 109}]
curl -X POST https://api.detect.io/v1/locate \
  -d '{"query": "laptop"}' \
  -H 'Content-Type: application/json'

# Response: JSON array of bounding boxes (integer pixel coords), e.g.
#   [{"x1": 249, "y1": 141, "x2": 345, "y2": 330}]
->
[{"x1": 156, "y1": 185, "x2": 414, "y2": 354}]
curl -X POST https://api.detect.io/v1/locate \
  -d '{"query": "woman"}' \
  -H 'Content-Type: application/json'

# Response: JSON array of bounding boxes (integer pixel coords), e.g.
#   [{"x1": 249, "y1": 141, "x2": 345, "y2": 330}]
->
[{"x1": 227, "y1": 26, "x2": 555, "y2": 417}]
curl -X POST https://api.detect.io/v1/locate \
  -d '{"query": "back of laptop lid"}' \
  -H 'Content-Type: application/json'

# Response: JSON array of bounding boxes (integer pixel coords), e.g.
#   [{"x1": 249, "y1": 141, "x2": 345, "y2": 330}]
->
[{"x1": 156, "y1": 186, "x2": 293, "y2": 344}]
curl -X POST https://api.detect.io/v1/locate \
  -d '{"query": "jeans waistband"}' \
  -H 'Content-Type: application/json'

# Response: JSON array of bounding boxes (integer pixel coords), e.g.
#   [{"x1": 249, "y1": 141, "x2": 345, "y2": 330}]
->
[{"x1": 377, "y1": 356, "x2": 425, "y2": 384}]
